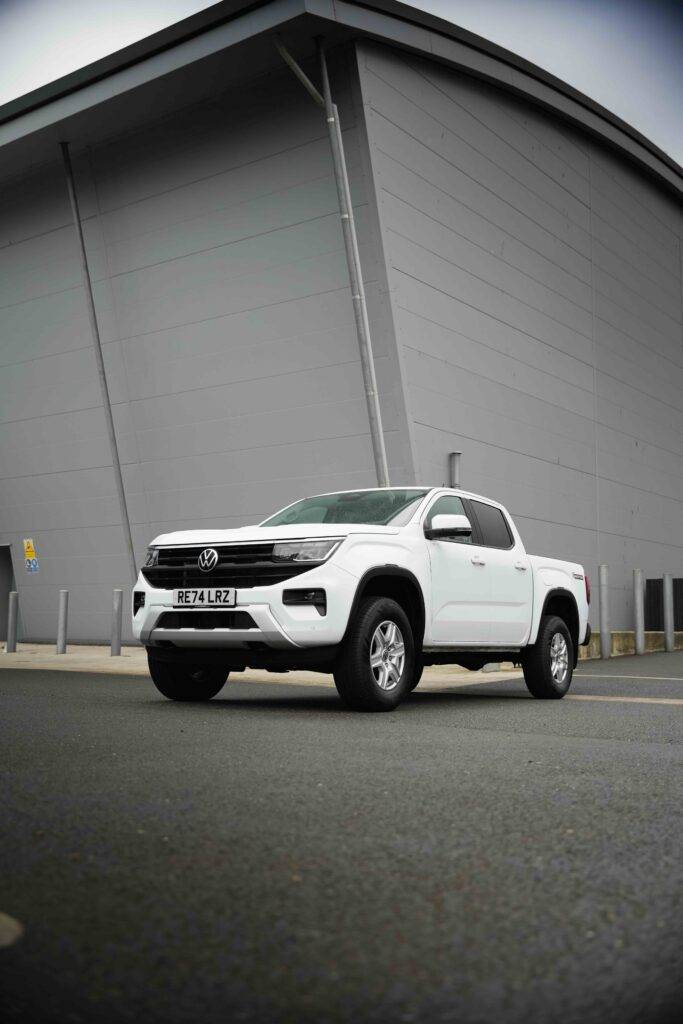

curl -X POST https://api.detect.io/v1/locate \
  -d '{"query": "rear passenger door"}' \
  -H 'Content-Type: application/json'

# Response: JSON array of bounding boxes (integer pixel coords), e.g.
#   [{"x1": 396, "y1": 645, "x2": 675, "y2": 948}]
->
[{"x1": 468, "y1": 500, "x2": 533, "y2": 646}]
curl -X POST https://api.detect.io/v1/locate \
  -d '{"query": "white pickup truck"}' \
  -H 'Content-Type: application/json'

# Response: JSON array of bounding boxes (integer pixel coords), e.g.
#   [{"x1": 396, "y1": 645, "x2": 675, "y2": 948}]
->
[{"x1": 133, "y1": 487, "x2": 591, "y2": 711}]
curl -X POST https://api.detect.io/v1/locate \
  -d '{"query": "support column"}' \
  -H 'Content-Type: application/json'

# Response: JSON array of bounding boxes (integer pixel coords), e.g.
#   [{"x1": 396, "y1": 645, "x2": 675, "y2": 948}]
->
[
  {"x1": 6, "y1": 592, "x2": 18, "y2": 653},
  {"x1": 633, "y1": 568, "x2": 645, "y2": 655},
  {"x1": 598, "y1": 564, "x2": 610, "y2": 659},
  {"x1": 111, "y1": 589, "x2": 123, "y2": 657},
  {"x1": 56, "y1": 590, "x2": 69, "y2": 655},
  {"x1": 663, "y1": 573, "x2": 675, "y2": 653}
]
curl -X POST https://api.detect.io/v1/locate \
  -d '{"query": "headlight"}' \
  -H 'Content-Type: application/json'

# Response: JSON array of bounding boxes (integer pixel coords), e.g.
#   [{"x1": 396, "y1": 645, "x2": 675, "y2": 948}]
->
[
  {"x1": 272, "y1": 539, "x2": 342, "y2": 562},
  {"x1": 144, "y1": 547, "x2": 159, "y2": 567}
]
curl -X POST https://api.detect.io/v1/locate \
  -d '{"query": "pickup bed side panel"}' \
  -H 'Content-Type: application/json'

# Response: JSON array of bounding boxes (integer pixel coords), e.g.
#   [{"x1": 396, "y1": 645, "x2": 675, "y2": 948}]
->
[{"x1": 528, "y1": 556, "x2": 589, "y2": 646}]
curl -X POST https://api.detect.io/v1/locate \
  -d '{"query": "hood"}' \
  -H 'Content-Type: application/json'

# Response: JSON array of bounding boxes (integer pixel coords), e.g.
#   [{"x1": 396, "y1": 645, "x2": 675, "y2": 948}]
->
[{"x1": 151, "y1": 523, "x2": 402, "y2": 546}]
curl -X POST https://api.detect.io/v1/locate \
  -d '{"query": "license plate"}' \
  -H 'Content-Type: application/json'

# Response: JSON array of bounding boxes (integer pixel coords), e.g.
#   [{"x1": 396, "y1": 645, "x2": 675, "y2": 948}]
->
[{"x1": 173, "y1": 588, "x2": 236, "y2": 607}]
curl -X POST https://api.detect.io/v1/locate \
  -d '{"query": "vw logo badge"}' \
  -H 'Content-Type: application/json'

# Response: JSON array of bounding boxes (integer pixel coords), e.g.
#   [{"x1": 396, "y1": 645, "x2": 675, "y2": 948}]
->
[{"x1": 198, "y1": 548, "x2": 219, "y2": 572}]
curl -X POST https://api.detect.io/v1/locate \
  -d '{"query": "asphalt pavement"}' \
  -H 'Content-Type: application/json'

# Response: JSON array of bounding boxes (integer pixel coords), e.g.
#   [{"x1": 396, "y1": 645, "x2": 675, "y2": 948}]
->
[{"x1": 1, "y1": 654, "x2": 682, "y2": 1024}]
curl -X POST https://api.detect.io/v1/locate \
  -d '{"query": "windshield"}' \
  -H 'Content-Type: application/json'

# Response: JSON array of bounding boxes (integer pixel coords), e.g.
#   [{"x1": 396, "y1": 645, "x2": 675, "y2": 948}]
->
[{"x1": 261, "y1": 489, "x2": 430, "y2": 527}]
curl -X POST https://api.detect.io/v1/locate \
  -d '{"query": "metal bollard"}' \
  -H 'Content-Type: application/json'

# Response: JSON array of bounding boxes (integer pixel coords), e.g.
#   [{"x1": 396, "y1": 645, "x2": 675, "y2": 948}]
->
[
  {"x1": 111, "y1": 589, "x2": 123, "y2": 657},
  {"x1": 56, "y1": 590, "x2": 69, "y2": 654},
  {"x1": 633, "y1": 569, "x2": 645, "y2": 655},
  {"x1": 598, "y1": 564, "x2": 610, "y2": 659},
  {"x1": 663, "y1": 573, "x2": 675, "y2": 653},
  {"x1": 6, "y1": 591, "x2": 18, "y2": 653}
]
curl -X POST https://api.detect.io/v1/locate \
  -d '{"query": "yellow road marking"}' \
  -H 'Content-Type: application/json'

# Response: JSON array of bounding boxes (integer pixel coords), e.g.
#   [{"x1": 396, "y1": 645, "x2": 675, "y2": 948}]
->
[
  {"x1": 576, "y1": 674, "x2": 683, "y2": 682},
  {"x1": 567, "y1": 694, "x2": 683, "y2": 706}
]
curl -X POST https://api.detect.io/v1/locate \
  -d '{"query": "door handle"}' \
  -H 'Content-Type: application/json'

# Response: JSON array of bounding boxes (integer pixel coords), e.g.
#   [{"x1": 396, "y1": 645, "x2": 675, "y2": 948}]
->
[
  {"x1": 471, "y1": 555, "x2": 486, "y2": 566},
  {"x1": 514, "y1": 561, "x2": 528, "y2": 571}
]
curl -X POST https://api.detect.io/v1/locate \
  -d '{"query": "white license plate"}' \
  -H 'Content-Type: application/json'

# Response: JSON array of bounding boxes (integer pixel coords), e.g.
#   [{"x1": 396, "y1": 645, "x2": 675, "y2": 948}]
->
[{"x1": 173, "y1": 588, "x2": 236, "y2": 607}]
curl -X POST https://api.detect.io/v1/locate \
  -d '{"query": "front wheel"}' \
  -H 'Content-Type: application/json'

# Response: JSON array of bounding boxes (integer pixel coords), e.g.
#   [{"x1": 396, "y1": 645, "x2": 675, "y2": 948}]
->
[
  {"x1": 522, "y1": 615, "x2": 573, "y2": 699},
  {"x1": 334, "y1": 597, "x2": 414, "y2": 712},
  {"x1": 148, "y1": 655, "x2": 228, "y2": 701}
]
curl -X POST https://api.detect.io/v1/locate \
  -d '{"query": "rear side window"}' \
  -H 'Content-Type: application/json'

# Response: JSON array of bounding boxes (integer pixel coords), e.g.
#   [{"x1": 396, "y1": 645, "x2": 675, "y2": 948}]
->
[{"x1": 470, "y1": 500, "x2": 513, "y2": 549}]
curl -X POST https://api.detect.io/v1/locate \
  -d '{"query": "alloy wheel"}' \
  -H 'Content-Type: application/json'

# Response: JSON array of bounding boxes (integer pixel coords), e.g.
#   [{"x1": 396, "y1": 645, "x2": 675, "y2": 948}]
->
[
  {"x1": 550, "y1": 632, "x2": 569, "y2": 685},
  {"x1": 369, "y1": 620, "x2": 405, "y2": 691}
]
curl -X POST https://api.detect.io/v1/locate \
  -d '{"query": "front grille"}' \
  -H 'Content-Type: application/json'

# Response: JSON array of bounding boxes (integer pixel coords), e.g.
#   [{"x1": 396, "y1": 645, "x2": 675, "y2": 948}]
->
[
  {"x1": 155, "y1": 611, "x2": 257, "y2": 630},
  {"x1": 142, "y1": 544, "x2": 320, "y2": 589}
]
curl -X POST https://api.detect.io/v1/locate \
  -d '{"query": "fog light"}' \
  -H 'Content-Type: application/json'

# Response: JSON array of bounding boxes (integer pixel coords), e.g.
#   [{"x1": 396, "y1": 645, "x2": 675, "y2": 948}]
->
[
  {"x1": 282, "y1": 588, "x2": 326, "y2": 615},
  {"x1": 133, "y1": 591, "x2": 146, "y2": 615}
]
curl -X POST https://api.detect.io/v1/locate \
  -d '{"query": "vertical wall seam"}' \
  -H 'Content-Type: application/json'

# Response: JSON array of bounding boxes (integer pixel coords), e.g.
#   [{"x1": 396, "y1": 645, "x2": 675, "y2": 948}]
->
[
  {"x1": 587, "y1": 150, "x2": 600, "y2": 581},
  {"x1": 351, "y1": 40, "x2": 420, "y2": 485},
  {"x1": 679, "y1": 201, "x2": 683, "y2": 361}
]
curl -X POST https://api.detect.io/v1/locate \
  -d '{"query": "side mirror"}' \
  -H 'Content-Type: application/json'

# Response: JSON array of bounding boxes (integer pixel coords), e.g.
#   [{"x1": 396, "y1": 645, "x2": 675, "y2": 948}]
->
[{"x1": 425, "y1": 513, "x2": 472, "y2": 540}]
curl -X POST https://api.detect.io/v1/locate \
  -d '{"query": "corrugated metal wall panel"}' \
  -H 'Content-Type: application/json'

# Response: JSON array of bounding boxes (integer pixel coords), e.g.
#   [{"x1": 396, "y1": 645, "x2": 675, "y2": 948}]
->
[
  {"x1": 1, "y1": 35, "x2": 681, "y2": 641},
  {"x1": 357, "y1": 40, "x2": 683, "y2": 629},
  {"x1": 0, "y1": 55, "x2": 412, "y2": 641}
]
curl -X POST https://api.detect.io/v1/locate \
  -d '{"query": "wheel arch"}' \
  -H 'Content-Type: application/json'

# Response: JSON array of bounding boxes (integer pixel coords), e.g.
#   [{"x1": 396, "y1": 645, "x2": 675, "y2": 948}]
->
[
  {"x1": 344, "y1": 567, "x2": 426, "y2": 649},
  {"x1": 539, "y1": 588, "x2": 580, "y2": 665}
]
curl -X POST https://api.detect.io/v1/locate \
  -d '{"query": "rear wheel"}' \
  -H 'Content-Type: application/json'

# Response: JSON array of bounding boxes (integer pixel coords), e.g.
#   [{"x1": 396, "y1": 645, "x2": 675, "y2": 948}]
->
[
  {"x1": 334, "y1": 597, "x2": 414, "y2": 712},
  {"x1": 522, "y1": 615, "x2": 573, "y2": 699},
  {"x1": 408, "y1": 655, "x2": 424, "y2": 692},
  {"x1": 148, "y1": 655, "x2": 228, "y2": 701}
]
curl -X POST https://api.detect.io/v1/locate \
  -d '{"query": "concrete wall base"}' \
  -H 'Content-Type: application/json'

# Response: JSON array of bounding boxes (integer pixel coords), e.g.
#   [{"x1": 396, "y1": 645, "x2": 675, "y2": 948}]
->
[{"x1": 579, "y1": 631, "x2": 683, "y2": 660}]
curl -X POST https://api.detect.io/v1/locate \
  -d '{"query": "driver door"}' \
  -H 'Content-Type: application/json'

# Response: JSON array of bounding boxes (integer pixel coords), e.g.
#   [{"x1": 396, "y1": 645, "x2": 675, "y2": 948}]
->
[{"x1": 423, "y1": 495, "x2": 491, "y2": 645}]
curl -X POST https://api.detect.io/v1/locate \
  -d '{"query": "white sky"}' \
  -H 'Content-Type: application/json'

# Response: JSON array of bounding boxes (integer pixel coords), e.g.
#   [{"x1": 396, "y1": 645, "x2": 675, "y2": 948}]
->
[{"x1": 0, "y1": 0, "x2": 681, "y2": 163}]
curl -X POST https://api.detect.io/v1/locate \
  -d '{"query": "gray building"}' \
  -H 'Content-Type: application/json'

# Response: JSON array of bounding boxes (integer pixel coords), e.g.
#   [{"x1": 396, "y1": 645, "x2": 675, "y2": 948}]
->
[{"x1": 1, "y1": 0, "x2": 681, "y2": 642}]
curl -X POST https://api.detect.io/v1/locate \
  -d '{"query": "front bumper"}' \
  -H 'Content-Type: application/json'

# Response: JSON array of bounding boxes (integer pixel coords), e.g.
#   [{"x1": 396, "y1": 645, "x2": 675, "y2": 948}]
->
[{"x1": 132, "y1": 561, "x2": 357, "y2": 650}]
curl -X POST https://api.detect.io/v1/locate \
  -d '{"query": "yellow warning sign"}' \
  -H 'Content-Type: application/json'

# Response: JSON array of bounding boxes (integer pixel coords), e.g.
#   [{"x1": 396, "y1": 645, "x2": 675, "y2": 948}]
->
[{"x1": 23, "y1": 538, "x2": 40, "y2": 573}]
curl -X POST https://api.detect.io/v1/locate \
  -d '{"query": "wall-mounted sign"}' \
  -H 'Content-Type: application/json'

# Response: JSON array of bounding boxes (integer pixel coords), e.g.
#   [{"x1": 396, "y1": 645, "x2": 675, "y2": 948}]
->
[{"x1": 23, "y1": 538, "x2": 39, "y2": 573}]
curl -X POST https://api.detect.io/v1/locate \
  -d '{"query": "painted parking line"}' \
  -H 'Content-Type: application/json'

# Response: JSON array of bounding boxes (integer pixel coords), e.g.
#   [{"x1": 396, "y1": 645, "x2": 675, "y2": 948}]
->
[
  {"x1": 575, "y1": 674, "x2": 683, "y2": 682},
  {"x1": 567, "y1": 694, "x2": 683, "y2": 706}
]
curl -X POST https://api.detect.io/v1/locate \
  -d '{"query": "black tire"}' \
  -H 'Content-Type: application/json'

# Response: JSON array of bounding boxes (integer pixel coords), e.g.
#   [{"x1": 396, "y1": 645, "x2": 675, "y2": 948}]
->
[
  {"x1": 408, "y1": 656, "x2": 424, "y2": 692},
  {"x1": 333, "y1": 597, "x2": 414, "y2": 712},
  {"x1": 148, "y1": 655, "x2": 228, "y2": 701},
  {"x1": 522, "y1": 615, "x2": 573, "y2": 699}
]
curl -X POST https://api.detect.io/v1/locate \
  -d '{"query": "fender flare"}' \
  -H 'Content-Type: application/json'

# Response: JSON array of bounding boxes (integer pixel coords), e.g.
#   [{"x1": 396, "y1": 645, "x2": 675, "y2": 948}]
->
[
  {"x1": 343, "y1": 566, "x2": 426, "y2": 647},
  {"x1": 536, "y1": 587, "x2": 580, "y2": 664}
]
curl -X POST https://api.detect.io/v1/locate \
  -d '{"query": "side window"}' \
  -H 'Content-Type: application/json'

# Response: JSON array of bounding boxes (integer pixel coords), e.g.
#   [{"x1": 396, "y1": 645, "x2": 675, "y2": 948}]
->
[
  {"x1": 424, "y1": 495, "x2": 472, "y2": 544},
  {"x1": 470, "y1": 500, "x2": 513, "y2": 549}
]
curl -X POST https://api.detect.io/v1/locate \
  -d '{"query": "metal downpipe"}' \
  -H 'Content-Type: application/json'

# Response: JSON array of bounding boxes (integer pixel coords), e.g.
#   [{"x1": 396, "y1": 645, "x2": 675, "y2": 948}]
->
[
  {"x1": 60, "y1": 142, "x2": 138, "y2": 584},
  {"x1": 317, "y1": 44, "x2": 390, "y2": 487},
  {"x1": 275, "y1": 39, "x2": 389, "y2": 485}
]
